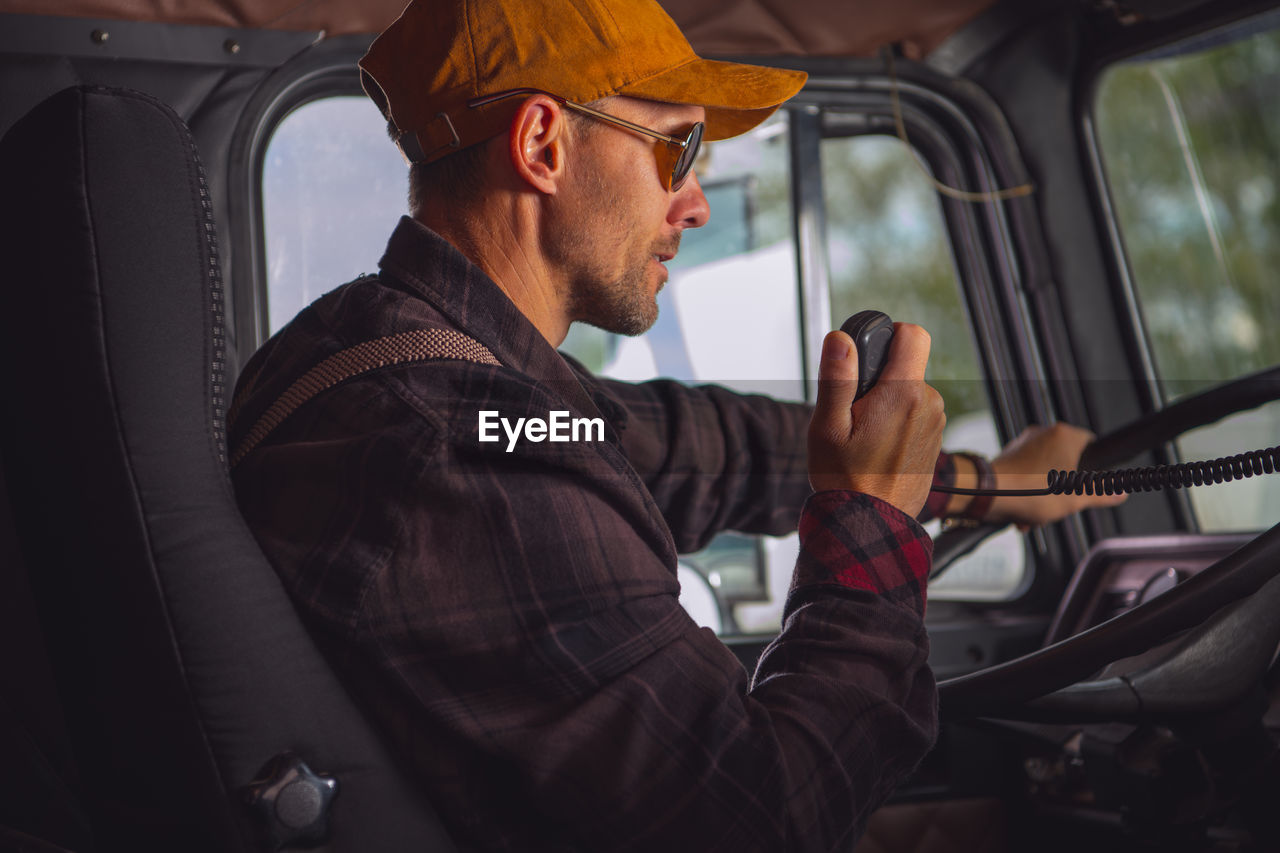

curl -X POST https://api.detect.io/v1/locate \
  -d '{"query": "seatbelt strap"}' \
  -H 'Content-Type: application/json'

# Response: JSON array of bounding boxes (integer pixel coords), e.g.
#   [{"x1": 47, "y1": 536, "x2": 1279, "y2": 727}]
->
[{"x1": 230, "y1": 328, "x2": 499, "y2": 467}]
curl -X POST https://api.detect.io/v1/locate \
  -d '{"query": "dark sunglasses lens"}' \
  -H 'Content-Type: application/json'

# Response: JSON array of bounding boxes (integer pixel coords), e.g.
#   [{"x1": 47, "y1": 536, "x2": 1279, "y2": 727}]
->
[{"x1": 670, "y1": 122, "x2": 705, "y2": 191}]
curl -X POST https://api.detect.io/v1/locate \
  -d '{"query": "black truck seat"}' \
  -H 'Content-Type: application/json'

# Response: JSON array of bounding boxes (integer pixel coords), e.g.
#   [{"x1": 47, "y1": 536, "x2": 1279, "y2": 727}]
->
[{"x1": 0, "y1": 85, "x2": 457, "y2": 852}]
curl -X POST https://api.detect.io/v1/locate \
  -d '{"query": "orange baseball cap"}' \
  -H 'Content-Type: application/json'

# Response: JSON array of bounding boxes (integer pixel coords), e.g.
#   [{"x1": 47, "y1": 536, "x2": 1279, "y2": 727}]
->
[{"x1": 359, "y1": 0, "x2": 808, "y2": 164}]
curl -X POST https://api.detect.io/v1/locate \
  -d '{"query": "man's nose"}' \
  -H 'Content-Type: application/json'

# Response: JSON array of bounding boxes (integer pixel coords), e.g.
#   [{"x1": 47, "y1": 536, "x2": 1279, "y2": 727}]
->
[{"x1": 670, "y1": 171, "x2": 710, "y2": 229}]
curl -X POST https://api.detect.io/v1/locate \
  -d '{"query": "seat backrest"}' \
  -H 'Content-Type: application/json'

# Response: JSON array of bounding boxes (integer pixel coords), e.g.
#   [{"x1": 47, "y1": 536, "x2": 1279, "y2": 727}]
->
[{"x1": 0, "y1": 86, "x2": 457, "y2": 852}]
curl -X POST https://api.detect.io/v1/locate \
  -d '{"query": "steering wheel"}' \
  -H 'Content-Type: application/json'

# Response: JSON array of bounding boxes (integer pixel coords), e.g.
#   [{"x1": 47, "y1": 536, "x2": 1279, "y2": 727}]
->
[{"x1": 933, "y1": 365, "x2": 1280, "y2": 720}]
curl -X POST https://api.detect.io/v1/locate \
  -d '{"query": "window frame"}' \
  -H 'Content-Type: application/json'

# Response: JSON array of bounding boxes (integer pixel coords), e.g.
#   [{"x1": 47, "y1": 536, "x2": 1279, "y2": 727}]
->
[
  {"x1": 227, "y1": 34, "x2": 375, "y2": 366},
  {"x1": 784, "y1": 57, "x2": 1087, "y2": 611}
]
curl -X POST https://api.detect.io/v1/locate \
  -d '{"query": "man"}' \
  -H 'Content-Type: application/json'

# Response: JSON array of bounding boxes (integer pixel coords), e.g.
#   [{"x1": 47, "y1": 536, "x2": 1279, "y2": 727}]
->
[{"x1": 229, "y1": 0, "x2": 1119, "y2": 848}]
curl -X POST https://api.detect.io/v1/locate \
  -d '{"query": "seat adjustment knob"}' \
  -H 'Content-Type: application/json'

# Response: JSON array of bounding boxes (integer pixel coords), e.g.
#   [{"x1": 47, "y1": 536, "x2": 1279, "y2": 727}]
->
[{"x1": 242, "y1": 752, "x2": 338, "y2": 850}]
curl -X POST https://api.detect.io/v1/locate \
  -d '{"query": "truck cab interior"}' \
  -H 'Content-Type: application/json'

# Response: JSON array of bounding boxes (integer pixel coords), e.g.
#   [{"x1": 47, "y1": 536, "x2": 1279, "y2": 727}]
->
[{"x1": 2, "y1": 0, "x2": 1280, "y2": 850}]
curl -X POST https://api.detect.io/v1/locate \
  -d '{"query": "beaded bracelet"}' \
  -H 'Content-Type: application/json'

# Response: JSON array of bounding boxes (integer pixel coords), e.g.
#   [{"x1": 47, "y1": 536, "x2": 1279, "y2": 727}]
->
[{"x1": 954, "y1": 451, "x2": 996, "y2": 521}]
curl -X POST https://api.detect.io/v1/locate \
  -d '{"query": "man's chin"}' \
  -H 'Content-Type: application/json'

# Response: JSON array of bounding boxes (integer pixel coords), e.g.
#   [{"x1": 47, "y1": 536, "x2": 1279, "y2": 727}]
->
[
  {"x1": 613, "y1": 306, "x2": 659, "y2": 337},
  {"x1": 576, "y1": 300, "x2": 659, "y2": 337}
]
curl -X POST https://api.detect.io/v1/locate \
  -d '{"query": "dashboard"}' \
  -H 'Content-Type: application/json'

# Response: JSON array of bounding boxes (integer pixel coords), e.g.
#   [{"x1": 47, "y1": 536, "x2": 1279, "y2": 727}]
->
[{"x1": 1046, "y1": 533, "x2": 1256, "y2": 645}]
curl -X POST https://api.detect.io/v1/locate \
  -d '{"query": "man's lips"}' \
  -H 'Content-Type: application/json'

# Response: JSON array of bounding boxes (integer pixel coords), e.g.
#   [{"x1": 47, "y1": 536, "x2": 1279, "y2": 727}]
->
[{"x1": 653, "y1": 234, "x2": 681, "y2": 266}]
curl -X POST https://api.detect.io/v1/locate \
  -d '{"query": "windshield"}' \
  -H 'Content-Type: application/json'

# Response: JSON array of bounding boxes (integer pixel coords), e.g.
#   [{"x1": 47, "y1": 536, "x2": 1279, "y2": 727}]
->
[{"x1": 1094, "y1": 12, "x2": 1280, "y2": 532}]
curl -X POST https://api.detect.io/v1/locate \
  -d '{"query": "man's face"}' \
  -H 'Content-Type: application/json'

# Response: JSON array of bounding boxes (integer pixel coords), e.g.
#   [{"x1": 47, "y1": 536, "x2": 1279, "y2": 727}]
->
[{"x1": 548, "y1": 97, "x2": 710, "y2": 337}]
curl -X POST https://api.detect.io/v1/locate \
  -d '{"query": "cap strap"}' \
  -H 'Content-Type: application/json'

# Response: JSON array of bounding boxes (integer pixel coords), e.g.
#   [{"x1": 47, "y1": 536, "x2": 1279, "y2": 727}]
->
[{"x1": 405, "y1": 112, "x2": 462, "y2": 163}]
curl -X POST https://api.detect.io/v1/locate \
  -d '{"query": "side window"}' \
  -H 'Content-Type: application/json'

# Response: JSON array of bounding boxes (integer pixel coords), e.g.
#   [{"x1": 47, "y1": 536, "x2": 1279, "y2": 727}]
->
[
  {"x1": 1094, "y1": 16, "x2": 1280, "y2": 532},
  {"x1": 821, "y1": 130, "x2": 1027, "y2": 601},
  {"x1": 263, "y1": 96, "x2": 408, "y2": 334},
  {"x1": 261, "y1": 99, "x2": 1030, "y2": 628}
]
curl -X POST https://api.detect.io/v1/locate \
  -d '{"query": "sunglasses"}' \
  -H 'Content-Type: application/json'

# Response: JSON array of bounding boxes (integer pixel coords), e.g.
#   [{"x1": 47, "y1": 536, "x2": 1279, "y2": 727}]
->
[{"x1": 467, "y1": 88, "x2": 705, "y2": 192}]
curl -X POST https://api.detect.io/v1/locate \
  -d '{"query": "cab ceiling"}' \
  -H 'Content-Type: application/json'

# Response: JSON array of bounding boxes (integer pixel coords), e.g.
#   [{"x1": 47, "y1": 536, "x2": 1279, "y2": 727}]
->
[{"x1": 0, "y1": 0, "x2": 998, "y2": 58}]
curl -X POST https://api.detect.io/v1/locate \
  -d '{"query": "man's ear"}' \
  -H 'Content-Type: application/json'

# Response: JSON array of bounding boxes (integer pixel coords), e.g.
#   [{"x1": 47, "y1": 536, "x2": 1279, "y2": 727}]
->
[{"x1": 509, "y1": 95, "x2": 565, "y2": 194}]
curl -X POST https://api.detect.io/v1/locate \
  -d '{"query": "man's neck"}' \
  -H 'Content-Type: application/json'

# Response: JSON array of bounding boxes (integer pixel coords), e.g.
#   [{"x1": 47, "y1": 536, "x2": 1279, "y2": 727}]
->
[{"x1": 416, "y1": 203, "x2": 570, "y2": 348}]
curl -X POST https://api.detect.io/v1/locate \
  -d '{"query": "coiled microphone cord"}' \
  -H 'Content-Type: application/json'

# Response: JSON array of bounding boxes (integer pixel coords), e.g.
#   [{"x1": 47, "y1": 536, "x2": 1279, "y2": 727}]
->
[{"x1": 932, "y1": 445, "x2": 1280, "y2": 498}]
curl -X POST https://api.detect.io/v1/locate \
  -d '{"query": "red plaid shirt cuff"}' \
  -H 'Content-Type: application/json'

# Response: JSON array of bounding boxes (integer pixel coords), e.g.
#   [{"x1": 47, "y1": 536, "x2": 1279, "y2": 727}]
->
[{"x1": 790, "y1": 490, "x2": 933, "y2": 615}]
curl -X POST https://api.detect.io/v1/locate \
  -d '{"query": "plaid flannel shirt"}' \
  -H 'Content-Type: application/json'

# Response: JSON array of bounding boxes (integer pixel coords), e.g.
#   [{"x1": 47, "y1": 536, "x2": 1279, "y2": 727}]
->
[{"x1": 231, "y1": 217, "x2": 946, "y2": 851}]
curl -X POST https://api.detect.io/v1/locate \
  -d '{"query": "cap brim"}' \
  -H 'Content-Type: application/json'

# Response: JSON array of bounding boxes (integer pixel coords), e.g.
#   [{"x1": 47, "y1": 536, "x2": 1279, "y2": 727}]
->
[{"x1": 618, "y1": 57, "x2": 807, "y2": 141}]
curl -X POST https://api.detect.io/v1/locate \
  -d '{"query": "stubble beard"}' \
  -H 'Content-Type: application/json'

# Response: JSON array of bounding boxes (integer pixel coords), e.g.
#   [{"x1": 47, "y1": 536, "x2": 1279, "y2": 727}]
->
[
  {"x1": 552, "y1": 179, "x2": 676, "y2": 338},
  {"x1": 566, "y1": 248, "x2": 666, "y2": 337}
]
